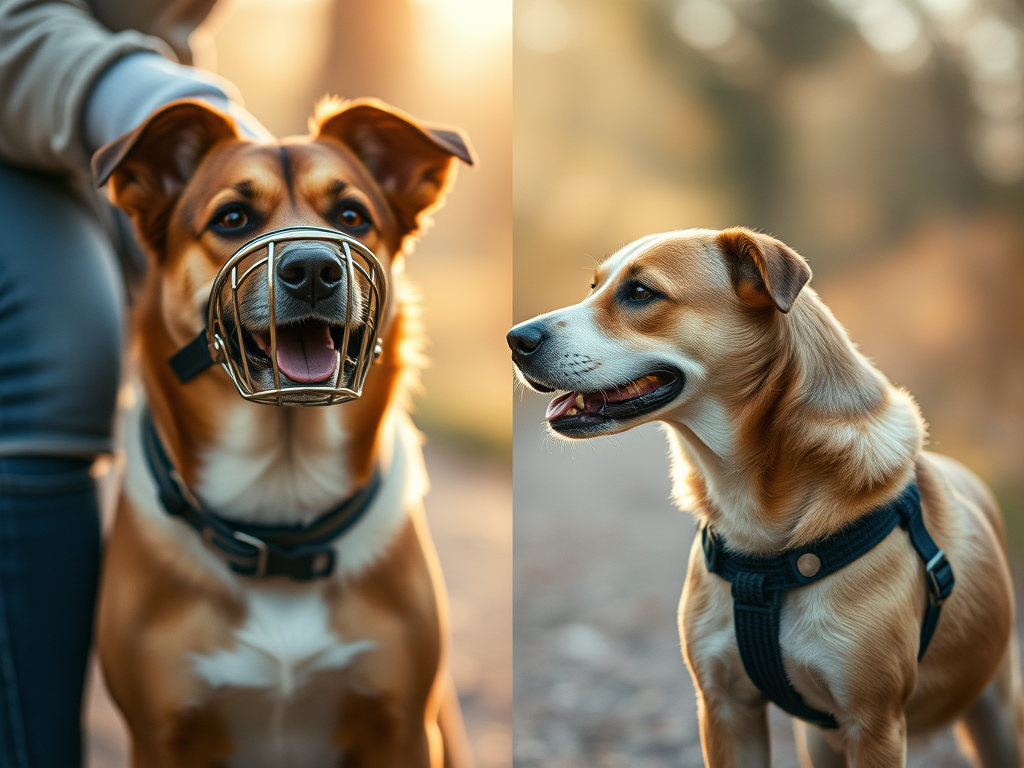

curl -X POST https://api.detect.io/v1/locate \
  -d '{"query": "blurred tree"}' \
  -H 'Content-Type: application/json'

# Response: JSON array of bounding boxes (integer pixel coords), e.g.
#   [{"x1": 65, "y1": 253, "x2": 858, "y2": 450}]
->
[
  {"x1": 644, "y1": 0, "x2": 1023, "y2": 269},
  {"x1": 315, "y1": 0, "x2": 415, "y2": 104}
]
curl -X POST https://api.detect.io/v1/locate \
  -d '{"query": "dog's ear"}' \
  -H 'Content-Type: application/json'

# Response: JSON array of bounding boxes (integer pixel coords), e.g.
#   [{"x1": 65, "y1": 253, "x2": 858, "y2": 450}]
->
[
  {"x1": 314, "y1": 97, "x2": 475, "y2": 238},
  {"x1": 92, "y1": 99, "x2": 239, "y2": 257},
  {"x1": 717, "y1": 228, "x2": 811, "y2": 314}
]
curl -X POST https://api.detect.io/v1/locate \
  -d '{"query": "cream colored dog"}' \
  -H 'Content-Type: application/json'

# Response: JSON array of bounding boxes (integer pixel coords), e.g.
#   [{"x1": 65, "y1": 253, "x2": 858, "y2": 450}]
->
[{"x1": 508, "y1": 227, "x2": 1022, "y2": 767}]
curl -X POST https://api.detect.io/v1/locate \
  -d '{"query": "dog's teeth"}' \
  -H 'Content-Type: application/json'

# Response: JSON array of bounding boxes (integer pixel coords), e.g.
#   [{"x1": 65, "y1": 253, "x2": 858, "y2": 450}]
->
[
  {"x1": 575, "y1": 394, "x2": 585, "y2": 409},
  {"x1": 567, "y1": 408, "x2": 578, "y2": 416}
]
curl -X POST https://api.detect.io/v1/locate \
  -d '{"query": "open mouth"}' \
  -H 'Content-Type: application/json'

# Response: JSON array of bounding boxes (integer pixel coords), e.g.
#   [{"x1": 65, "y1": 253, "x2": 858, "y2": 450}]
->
[
  {"x1": 544, "y1": 369, "x2": 684, "y2": 434},
  {"x1": 242, "y1": 320, "x2": 347, "y2": 384}
]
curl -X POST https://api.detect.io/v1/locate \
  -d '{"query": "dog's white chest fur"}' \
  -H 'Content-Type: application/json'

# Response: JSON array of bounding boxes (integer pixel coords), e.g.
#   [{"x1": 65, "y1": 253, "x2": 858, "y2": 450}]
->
[
  {"x1": 195, "y1": 402, "x2": 356, "y2": 526},
  {"x1": 191, "y1": 587, "x2": 372, "y2": 767}
]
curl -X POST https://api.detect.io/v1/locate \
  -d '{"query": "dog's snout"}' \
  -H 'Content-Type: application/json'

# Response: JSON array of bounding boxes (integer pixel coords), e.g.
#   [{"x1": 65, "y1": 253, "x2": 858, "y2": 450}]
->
[
  {"x1": 276, "y1": 246, "x2": 344, "y2": 307},
  {"x1": 507, "y1": 323, "x2": 546, "y2": 359}
]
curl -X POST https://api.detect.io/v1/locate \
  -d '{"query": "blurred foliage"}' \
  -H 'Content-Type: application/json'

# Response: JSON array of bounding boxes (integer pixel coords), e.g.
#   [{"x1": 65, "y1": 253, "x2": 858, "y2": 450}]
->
[{"x1": 641, "y1": 0, "x2": 1001, "y2": 270}]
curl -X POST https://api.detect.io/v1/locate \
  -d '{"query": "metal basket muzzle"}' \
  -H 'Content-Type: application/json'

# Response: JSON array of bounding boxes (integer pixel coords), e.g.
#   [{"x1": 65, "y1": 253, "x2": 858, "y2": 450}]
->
[{"x1": 169, "y1": 226, "x2": 388, "y2": 406}]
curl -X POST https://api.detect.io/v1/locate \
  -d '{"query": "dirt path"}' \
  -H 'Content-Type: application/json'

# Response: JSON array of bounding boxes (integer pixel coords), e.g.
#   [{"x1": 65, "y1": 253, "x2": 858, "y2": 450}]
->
[
  {"x1": 86, "y1": 441, "x2": 511, "y2": 768},
  {"x1": 512, "y1": 399, "x2": 998, "y2": 768}
]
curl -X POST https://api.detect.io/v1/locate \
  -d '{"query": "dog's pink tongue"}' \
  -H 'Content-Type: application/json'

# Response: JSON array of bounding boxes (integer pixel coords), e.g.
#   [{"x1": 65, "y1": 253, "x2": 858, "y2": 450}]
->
[{"x1": 275, "y1": 323, "x2": 339, "y2": 383}]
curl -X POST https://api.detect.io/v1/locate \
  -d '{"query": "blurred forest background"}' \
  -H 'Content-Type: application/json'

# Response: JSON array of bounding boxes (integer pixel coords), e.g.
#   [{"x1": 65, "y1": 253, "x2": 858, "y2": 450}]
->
[
  {"x1": 513, "y1": 0, "x2": 1024, "y2": 765},
  {"x1": 87, "y1": 1, "x2": 511, "y2": 766}
]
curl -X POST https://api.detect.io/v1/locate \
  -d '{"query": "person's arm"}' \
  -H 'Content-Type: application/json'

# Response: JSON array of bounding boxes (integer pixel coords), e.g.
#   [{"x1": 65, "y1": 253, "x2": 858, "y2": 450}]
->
[
  {"x1": 0, "y1": 0, "x2": 268, "y2": 175},
  {"x1": 0, "y1": 0, "x2": 176, "y2": 172},
  {"x1": 83, "y1": 52, "x2": 270, "y2": 154}
]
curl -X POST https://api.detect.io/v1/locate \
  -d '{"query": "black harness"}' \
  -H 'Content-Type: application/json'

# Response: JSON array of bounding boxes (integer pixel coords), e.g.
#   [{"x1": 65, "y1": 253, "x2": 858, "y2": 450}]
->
[
  {"x1": 701, "y1": 482, "x2": 955, "y2": 729},
  {"x1": 141, "y1": 408, "x2": 381, "y2": 580}
]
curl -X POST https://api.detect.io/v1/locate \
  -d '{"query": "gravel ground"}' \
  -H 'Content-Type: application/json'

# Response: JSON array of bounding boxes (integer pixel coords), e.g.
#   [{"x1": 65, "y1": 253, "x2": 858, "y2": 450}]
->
[
  {"x1": 86, "y1": 440, "x2": 511, "y2": 768},
  {"x1": 512, "y1": 398, "x2": 1013, "y2": 768}
]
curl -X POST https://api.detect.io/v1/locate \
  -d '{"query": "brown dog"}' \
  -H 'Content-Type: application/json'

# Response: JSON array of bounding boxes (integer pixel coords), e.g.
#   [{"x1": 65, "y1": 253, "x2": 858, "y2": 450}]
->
[
  {"x1": 92, "y1": 98, "x2": 474, "y2": 767},
  {"x1": 508, "y1": 228, "x2": 1023, "y2": 767}
]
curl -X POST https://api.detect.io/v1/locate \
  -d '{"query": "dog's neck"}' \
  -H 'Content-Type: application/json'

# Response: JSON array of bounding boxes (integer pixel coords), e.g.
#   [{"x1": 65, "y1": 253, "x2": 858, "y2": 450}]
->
[
  {"x1": 664, "y1": 289, "x2": 924, "y2": 554},
  {"x1": 137, "y1": 276, "x2": 420, "y2": 527},
  {"x1": 190, "y1": 403, "x2": 377, "y2": 526}
]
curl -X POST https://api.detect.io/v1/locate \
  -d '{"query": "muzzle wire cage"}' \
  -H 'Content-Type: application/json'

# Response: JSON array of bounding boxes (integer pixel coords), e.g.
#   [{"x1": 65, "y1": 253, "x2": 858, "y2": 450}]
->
[{"x1": 202, "y1": 226, "x2": 388, "y2": 406}]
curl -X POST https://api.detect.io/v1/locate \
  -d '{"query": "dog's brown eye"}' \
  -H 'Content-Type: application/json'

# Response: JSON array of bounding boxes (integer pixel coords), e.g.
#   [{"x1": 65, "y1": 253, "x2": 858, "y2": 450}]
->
[
  {"x1": 339, "y1": 208, "x2": 364, "y2": 228},
  {"x1": 631, "y1": 284, "x2": 653, "y2": 301},
  {"x1": 217, "y1": 209, "x2": 247, "y2": 229}
]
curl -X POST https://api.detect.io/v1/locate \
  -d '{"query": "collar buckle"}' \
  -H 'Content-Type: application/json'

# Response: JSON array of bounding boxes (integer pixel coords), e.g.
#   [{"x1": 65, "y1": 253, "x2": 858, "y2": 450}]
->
[{"x1": 231, "y1": 530, "x2": 270, "y2": 578}]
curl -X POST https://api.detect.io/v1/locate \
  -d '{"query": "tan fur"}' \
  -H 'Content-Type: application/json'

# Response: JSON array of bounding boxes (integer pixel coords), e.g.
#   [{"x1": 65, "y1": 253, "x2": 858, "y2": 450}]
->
[
  {"x1": 512, "y1": 227, "x2": 1022, "y2": 767},
  {"x1": 94, "y1": 98, "x2": 474, "y2": 766}
]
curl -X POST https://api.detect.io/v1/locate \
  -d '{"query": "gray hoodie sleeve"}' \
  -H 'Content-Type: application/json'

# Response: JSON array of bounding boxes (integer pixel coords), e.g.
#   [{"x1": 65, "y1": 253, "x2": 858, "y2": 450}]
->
[
  {"x1": 82, "y1": 51, "x2": 256, "y2": 153},
  {"x1": 0, "y1": 0, "x2": 190, "y2": 174}
]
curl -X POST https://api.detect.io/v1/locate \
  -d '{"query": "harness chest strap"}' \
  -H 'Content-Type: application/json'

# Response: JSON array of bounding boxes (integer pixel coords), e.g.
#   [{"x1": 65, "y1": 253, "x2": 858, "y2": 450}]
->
[
  {"x1": 701, "y1": 482, "x2": 955, "y2": 730},
  {"x1": 141, "y1": 408, "x2": 382, "y2": 580}
]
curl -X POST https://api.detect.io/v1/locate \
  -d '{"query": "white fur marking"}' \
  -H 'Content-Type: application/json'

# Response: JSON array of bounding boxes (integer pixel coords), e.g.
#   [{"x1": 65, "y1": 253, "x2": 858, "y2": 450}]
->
[
  {"x1": 195, "y1": 403, "x2": 355, "y2": 526},
  {"x1": 192, "y1": 588, "x2": 373, "y2": 694},
  {"x1": 191, "y1": 588, "x2": 373, "y2": 767}
]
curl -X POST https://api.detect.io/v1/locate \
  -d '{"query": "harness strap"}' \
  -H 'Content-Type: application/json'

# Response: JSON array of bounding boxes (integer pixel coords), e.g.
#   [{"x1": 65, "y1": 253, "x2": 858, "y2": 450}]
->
[
  {"x1": 901, "y1": 497, "x2": 955, "y2": 657},
  {"x1": 702, "y1": 482, "x2": 954, "y2": 729},
  {"x1": 141, "y1": 407, "x2": 381, "y2": 580}
]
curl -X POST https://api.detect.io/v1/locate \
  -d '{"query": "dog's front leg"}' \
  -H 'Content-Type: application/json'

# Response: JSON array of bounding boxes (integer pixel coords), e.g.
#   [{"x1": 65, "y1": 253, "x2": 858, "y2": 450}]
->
[
  {"x1": 681, "y1": 537, "x2": 772, "y2": 767},
  {"x1": 436, "y1": 671, "x2": 474, "y2": 768},
  {"x1": 696, "y1": 689, "x2": 771, "y2": 767},
  {"x1": 842, "y1": 715, "x2": 906, "y2": 768}
]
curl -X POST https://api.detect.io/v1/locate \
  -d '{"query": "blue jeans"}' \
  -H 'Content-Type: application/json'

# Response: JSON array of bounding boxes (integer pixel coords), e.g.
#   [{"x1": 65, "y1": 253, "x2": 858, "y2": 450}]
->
[
  {"x1": 0, "y1": 458, "x2": 101, "y2": 768},
  {"x1": 0, "y1": 161, "x2": 124, "y2": 766}
]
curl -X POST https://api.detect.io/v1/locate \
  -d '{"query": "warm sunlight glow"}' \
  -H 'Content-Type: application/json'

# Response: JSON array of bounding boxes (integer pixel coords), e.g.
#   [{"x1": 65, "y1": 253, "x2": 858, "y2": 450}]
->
[
  {"x1": 413, "y1": 0, "x2": 512, "y2": 76},
  {"x1": 202, "y1": 0, "x2": 333, "y2": 137},
  {"x1": 413, "y1": 0, "x2": 511, "y2": 39}
]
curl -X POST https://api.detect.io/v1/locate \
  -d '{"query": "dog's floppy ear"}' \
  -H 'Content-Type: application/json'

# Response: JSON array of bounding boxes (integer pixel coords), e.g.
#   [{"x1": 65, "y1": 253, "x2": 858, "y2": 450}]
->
[
  {"x1": 314, "y1": 97, "x2": 475, "y2": 238},
  {"x1": 92, "y1": 99, "x2": 239, "y2": 257},
  {"x1": 717, "y1": 228, "x2": 811, "y2": 314}
]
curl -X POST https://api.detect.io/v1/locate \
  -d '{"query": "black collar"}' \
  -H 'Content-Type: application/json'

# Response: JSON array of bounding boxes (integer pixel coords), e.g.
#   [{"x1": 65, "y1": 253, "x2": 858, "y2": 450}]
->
[{"x1": 141, "y1": 407, "x2": 382, "y2": 580}]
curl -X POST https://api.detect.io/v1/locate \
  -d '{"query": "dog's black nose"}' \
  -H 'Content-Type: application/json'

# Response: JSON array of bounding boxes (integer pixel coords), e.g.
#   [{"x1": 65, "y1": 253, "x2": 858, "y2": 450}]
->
[
  {"x1": 507, "y1": 323, "x2": 546, "y2": 357},
  {"x1": 276, "y1": 246, "x2": 344, "y2": 307}
]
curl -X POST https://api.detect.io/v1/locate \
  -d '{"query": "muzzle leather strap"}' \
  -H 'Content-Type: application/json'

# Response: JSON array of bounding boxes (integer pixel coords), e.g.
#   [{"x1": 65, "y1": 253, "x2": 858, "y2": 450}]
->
[
  {"x1": 168, "y1": 331, "x2": 215, "y2": 383},
  {"x1": 141, "y1": 407, "x2": 381, "y2": 580},
  {"x1": 701, "y1": 482, "x2": 955, "y2": 730}
]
